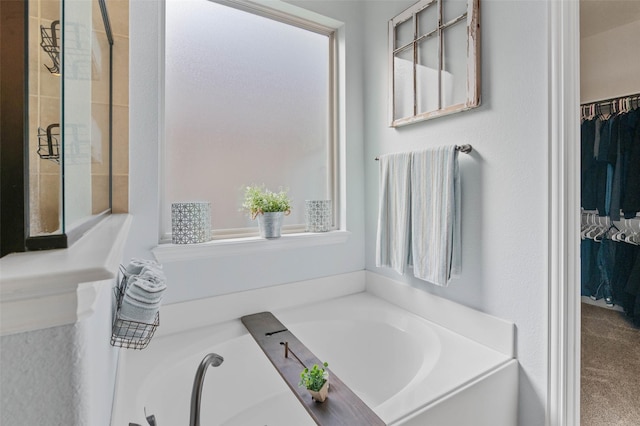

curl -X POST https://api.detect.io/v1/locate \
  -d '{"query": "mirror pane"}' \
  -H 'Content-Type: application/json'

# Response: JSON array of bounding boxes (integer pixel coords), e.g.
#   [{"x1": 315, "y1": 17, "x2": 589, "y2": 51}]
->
[
  {"x1": 416, "y1": 37, "x2": 440, "y2": 114},
  {"x1": 393, "y1": 48, "x2": 415, "y2": 120},
  {"x1": 417, "y1": 2, "x2": 438, "y2": 37},
  {"x1": 443, "y1": 0, "x2": 467, "y2": 24},
  {"x1": 395, "y1": 18, "x2": 413, "y2": 49},
  {"x1": 441, "y1": 19, "x2": 467, "y2": 108}
]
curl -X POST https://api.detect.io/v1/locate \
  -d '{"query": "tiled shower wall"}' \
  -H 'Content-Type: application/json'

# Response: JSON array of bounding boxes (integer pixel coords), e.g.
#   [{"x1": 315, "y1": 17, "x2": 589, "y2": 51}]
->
[{"x1": 106, "y1": 0, "x2": 129, "y2": 214}]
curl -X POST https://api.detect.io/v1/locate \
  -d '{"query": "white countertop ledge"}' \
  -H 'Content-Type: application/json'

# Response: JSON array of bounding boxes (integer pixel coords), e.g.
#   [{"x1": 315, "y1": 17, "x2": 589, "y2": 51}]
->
[
  {"x1": 1, "y1": 214, "x2": 132, "y2": 336},
  {"x1": 1, "y1": 214, "x2": 132, "y2": 296},
  {"x1": 152, "y1": 230, "x2": 351, "y2": 262}
]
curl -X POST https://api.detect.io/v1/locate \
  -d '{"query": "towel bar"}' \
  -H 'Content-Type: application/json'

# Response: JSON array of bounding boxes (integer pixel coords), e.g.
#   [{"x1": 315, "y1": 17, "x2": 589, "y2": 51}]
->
[{"x1": 374, "y1": 144, "x2": 472, "y2": 160}]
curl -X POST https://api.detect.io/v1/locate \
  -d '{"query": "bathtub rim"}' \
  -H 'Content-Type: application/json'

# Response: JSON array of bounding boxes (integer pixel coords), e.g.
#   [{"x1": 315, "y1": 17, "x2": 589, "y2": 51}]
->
[
  {"x1": 273, "y1": 292, "x2": 512, "y2": 424},
  {"x1": 154, "y1": 270, "x2": 515, "y2": 358}
]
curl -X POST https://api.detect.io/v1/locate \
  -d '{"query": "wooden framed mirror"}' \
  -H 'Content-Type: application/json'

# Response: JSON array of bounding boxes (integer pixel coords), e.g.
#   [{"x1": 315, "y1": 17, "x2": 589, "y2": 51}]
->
[{"x1": 389, "y1": 0, "x2": 480, "y2": 127}]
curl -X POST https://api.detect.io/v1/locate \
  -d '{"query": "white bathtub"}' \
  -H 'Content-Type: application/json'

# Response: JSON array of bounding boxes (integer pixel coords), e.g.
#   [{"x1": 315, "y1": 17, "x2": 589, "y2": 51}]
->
[{"x1": 112, "y1": 272, "x2": 518, "y2": 425}]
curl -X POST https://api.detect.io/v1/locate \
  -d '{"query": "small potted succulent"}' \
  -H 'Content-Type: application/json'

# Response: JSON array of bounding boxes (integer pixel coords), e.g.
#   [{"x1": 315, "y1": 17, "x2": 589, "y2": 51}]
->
[
  {"x1": 242, "y1": 185, "x2": 292, "y2": 239},
  {"x1": 299, "y1": 362, "x2": 329, "y2": 402}
]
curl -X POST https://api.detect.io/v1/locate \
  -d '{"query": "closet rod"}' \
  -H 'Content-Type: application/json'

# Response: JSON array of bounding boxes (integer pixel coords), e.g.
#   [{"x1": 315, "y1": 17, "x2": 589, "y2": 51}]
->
[
  {"x1": 580, "y1": 92, "x2": 640, "y2": 107},
  {"x1": 580, "y1": 92, "x2": 640, "y2": 119},
  {"x1": 374, "y1": 144, "x2": 472, "y2": 161}
]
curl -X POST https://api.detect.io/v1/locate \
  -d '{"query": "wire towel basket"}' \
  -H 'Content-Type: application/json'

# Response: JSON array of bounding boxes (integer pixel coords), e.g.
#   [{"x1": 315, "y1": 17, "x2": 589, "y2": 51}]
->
[{"x1": 111, "y1": 268, "x2": 159, "y2": 350}]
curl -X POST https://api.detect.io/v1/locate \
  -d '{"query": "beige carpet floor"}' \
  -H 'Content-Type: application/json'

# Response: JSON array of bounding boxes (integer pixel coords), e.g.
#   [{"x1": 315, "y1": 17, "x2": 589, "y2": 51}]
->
[{"x1": 581, "y1": 303, "x2": 640, "y2": 425}]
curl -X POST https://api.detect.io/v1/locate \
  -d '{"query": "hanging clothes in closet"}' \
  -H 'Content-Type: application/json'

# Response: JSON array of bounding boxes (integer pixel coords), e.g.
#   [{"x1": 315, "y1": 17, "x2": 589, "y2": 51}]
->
[{"x1": 581, "y1": 93, "x2": 640, "y2": 326}]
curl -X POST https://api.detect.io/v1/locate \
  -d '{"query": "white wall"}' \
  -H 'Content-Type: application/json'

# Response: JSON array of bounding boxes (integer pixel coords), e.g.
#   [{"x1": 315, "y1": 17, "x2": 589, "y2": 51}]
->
[
  {"x1": 127, "y1": 0, "x2": 366, "y2": 304},
  {"x1": 362, "y1": 1, "x2": 548, "y2": 425},
  {"x1": 1, "y1": 324, "x2": 82, "y2": 425},
  {"x1": 0, "y1": 280, "x2": 118, "y2": 426},
  {"x1": 581, "y1": 19, "x2": 640, "y2": 103}
]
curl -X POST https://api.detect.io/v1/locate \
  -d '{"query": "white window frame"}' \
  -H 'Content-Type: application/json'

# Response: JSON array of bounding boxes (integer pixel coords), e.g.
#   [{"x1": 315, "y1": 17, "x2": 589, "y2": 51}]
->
[{"x1": 159, "y1": 0, "x2": 343, "y2": 244}]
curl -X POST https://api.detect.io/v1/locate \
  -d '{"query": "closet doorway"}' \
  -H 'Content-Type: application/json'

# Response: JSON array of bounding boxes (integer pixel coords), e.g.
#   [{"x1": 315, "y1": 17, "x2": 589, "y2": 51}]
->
[{"x1": 579, "y1": 1, "x2": 640, "y2": 425}]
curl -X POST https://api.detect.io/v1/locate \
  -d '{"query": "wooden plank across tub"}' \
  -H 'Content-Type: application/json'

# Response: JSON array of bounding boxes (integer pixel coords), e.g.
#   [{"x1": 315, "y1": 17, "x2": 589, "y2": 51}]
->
[{"x1": 241, "y1": 312, "x2": 386, "y2": 426}]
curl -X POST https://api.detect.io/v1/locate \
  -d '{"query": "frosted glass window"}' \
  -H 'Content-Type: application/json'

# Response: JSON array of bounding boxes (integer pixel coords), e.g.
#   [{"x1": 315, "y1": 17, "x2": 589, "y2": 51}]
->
[{"x1": 164, "y1": 0, "x2": 336, "y2": 239}]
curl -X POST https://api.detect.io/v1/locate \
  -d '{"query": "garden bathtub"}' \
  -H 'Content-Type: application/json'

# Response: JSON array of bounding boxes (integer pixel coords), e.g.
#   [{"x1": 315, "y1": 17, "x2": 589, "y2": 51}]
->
[{"x1": 112, "y1": 275, "x2": 518, "y2": 425}]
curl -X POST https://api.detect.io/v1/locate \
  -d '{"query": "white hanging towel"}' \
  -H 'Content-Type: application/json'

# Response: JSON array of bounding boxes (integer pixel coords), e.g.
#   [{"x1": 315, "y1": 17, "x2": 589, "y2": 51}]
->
[
  {"x1": 411, "y1": 146, "x2": 461, "y2": 286},
  {"x1": 376, "y1": 152, "x2": 412, "y2": 275}
]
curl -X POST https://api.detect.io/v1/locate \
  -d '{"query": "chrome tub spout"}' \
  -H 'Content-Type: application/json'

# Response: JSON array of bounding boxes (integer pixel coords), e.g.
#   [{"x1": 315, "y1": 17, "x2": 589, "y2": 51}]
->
[{"x1": 189, "y1": 353, "x2": 224, "y2": 426}]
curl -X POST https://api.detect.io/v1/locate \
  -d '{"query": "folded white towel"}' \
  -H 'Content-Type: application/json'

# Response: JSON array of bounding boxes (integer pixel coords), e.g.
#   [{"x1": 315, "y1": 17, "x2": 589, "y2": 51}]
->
[
  {"x1": 129, "y1": 278, "x2": 166, "y2": 294},
  {"x1": 410, "y1": 146, "x2": 461, "y2": 286},
  {"x1": 122, "y1": 291, "x2": 162, "y2": 310},
  {"x1": 137, "y1": 267, "x2": 166, "y2": 288},
  {"x1": 125, "y1": 275, "x2": 166, "y2": 304},
  {"x1": 375, "y1": 152, "x2": 412, "y2": 275},
  {"x1": 125, "y1": 287, "x2": 164, "y2": 305},
  {"x1": 119, "y1": 294, "x2": 161, "y2": 324},
  {"x1": 126, "y1": 265, "x2": 165, "y2": 290},
  {"x1": 117, "y1": 258, "x2": 166, "y2": 325},
  {"x1": 125, "y1": 258, "x2": 162, "y2": 276}
]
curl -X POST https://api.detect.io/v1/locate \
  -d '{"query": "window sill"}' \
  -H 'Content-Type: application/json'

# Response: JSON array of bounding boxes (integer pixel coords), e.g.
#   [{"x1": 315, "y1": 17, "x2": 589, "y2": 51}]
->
[{"x1": 152, "y1": 230, "x2": 351, "y2": 263}]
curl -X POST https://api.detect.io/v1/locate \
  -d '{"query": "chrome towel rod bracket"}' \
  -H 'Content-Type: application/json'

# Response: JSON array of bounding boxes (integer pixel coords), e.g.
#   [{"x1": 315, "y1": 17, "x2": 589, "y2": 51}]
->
[{"x1": 375, "y1": 144, "x2": 472, "y2": 161}]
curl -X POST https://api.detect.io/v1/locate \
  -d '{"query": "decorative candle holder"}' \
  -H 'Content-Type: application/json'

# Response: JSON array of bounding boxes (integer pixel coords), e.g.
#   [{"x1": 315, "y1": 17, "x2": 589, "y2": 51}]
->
[
  {"x1": 171, "y1": 202, "x2": 212, "y2": 244},
  {"x1": 305, "y1": 200, "x2": 332, "y2": 232}
]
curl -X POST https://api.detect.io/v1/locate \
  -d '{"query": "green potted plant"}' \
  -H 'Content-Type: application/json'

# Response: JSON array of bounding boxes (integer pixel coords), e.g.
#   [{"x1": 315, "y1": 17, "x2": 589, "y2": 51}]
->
[
  {"x1": 299, "y1": 362, "x2": 329, "y2": 402},
  {"x1": 242, "y1": 185, "x2": 292, "y2": 239}
]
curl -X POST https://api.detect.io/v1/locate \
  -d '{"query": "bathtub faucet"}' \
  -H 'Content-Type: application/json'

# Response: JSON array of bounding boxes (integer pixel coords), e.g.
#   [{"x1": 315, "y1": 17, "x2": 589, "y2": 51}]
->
[{"x1": 189, "y1": 353, "x2": 224, "y2": 426}]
